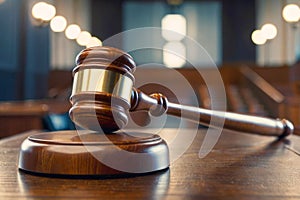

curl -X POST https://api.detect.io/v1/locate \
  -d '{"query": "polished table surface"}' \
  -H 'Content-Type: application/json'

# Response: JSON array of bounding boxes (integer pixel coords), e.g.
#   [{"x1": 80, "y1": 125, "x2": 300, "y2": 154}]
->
[{"x1": 1, "y1": 128, "x2": 300, "y2": 199}]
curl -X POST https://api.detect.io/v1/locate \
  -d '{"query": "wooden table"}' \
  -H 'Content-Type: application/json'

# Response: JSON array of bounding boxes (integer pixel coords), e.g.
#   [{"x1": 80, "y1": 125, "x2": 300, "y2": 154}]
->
[{"x1": 1, "y1": 128, "x2": 300, "y2": 199}]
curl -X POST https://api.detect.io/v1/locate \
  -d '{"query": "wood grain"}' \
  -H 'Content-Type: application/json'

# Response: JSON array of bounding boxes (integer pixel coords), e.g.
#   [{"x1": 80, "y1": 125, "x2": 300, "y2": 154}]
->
[
  {"x1": 18, "y1": 130, "x2": 169, "y2": 175},
  {"x1": 1, "y1": 129, "x2": 300, "y2": 199}
]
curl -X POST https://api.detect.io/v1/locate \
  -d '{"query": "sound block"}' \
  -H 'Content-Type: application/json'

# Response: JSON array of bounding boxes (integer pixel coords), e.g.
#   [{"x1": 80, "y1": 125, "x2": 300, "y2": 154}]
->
[{"x1": 18, "y1": 130, "x2": 169, "y2": 176}]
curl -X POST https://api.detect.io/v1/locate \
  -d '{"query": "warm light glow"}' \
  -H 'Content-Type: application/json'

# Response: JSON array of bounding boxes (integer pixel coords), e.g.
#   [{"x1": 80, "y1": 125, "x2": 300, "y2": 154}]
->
[
  {"x1": 50, "y1": 16, "x2": 67, "y2": 32},
  {"x1": 65, "y1": 24, "x2": 81, "y2": 40},
  {"x1": 76, "y1": 31, "x2": 92, "y2": 46},
  {"x1": 44, "y1": 4, "x2": 56, "y2": 21},
  {"x1": 32, "y1": 2, "x2": 56, "y2": 21},
  {"x1": 251, "y1": 30, "x2": 267, "y2": 45},
  {"x1": 86, "y1": 37, "x2": 103, "y2": 48},
  {"x1": 162, "y1": 14, "x2": 186, "y2": 41},
  {"x1": 32, "y1": 2, "x2": 46, "y2": 19},
  {"x1": 282, "y1": 4, "x2": 300, "y2": 23},
  {"x1": 0, "y1": 0, "x2": 6, "y2": 5},
  {"x1": 163, "y1": 42, "x2": 186, "y2": 68},
  {"x1": 261, "y1": 23, "x2": 277, "y2": 40}
]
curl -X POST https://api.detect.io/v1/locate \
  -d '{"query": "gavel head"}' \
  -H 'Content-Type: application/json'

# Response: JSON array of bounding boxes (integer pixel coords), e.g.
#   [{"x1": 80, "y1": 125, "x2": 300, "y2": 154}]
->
[{"x1": 69, "y1": 46, "x2": 136, "y2": 133}]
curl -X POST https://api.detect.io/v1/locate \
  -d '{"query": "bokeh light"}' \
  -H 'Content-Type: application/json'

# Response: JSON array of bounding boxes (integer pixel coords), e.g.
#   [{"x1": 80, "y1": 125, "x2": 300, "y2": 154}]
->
[
  {"x1": 32, "y1": 2, "x2": 56, "y2": 21},
  {"x1": 86, "y1": 37, "x2": 103, "y2": 48},
  {"x1": 162, "y1": 14, "x2": 186, "y2": 41},
  {"x1": 251, "y1": 30, "x2": 267, "y2": 45},
  {"x1": 261, "y1": 23, "x2": 277, "y2": 40},
  {"x1": 65, "y1": 24, "x2": 81, "y2": 40},
  {"x1": 76, "y1": 31, "x2": 92, "y2": 46},
  {"x1": 50, "y1": 16, "x2": 67, "y2": 32},
  {"x1": 282, "y1": 4, "x2": 300, "y2": 23},
  {"x1": 163, "y1": 42, "x2": 186, "y2": 68}
]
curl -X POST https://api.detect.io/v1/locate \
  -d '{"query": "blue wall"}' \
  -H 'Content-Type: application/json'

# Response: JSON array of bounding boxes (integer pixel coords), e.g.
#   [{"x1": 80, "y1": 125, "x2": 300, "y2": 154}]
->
[
  {"x1": 0, "y1": 0, "x2": 50, "y2": 101},
  {"x1": 92, "y1": 0, "x2": 256, "y2": 66},
  {"x1": 123, "y1": 1, "x2": 222, "y2": 67}
]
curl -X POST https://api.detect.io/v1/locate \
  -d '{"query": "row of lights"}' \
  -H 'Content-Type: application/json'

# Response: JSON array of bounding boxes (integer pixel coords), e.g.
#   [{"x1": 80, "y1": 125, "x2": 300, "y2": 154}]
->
[
  {"x1": 251, "y1": 23, "x2": 277, "y2": 45},
  {"x1": 251, "y1": 3, "x2": 300, "y2": 46},
  {"x1": 31, "y1": 2, "x2": 298, "y2": 66},
  {"x1": 31, "y1": 2, "x2": 102, "y2": 48},
  {"x1": 32, "y1": 2, "x2": 186, "y2": 68}
]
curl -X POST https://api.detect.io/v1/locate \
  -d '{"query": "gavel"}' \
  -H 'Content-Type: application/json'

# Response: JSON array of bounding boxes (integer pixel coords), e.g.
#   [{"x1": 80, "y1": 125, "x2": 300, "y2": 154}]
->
[{"x1": 69, "y1": 46, "x2": 293, "y2": 138}]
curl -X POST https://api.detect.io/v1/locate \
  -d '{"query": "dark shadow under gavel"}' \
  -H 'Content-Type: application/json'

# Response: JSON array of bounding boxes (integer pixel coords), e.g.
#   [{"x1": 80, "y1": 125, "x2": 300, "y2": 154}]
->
[{"x1": 69, "y1": 46, "x2": 293, "y2": 138}]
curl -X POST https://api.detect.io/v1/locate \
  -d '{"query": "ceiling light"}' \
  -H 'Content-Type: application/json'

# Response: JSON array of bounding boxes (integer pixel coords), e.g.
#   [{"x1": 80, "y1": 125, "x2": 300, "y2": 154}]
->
[
  {"x1": 251, "y1": 30, "x2": 267, "y2": 45},
  {"x1": 76, "y1": 31, "x2": 92, "y2": 46},
  {"x1": 162, "y1": 14, "x2": 186, "y2": 41},
  {"x1": 50, "y1": 16, "x2": 67, "y2": 32},
  {"x1": 86, "y1": 37, "x2": 103, "y2": 48},
  {"x1": 261, "y1": 23, "x2": 277, "y2": 40},
  {"x1": 32, "y1": 2, "x2": 56, "y2": 21},
  {"x1": 282, "y1": 4, "x2": 300, "y2": 23}
]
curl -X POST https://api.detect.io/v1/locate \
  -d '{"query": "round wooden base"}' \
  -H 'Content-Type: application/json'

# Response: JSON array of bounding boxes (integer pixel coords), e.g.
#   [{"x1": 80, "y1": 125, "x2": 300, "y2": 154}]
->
[{"x1": 18, "y1": 130, "x2": 169, "y2": 176}]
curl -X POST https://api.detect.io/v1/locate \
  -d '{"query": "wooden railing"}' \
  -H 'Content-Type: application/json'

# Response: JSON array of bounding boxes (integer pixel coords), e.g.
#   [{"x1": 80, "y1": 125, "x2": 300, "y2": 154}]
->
[
  {"x1": 239, "y1": 66, "x2": 285, "y2": 118},
  {"x1": 1, "y1": 66, "x2": 299, "y2": 138}
]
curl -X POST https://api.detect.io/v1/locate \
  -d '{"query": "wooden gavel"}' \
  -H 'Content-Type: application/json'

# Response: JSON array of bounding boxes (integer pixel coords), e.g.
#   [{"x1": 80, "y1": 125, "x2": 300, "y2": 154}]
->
[{"x1": 69, "y1": 46, "x2": 293, "y2": 138}]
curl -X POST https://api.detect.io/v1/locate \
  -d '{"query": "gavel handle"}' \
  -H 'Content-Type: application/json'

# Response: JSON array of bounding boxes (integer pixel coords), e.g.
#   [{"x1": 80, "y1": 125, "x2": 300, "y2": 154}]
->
[{"x1": 130, "y1": 89, "x2": 293, "y2": 138}]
